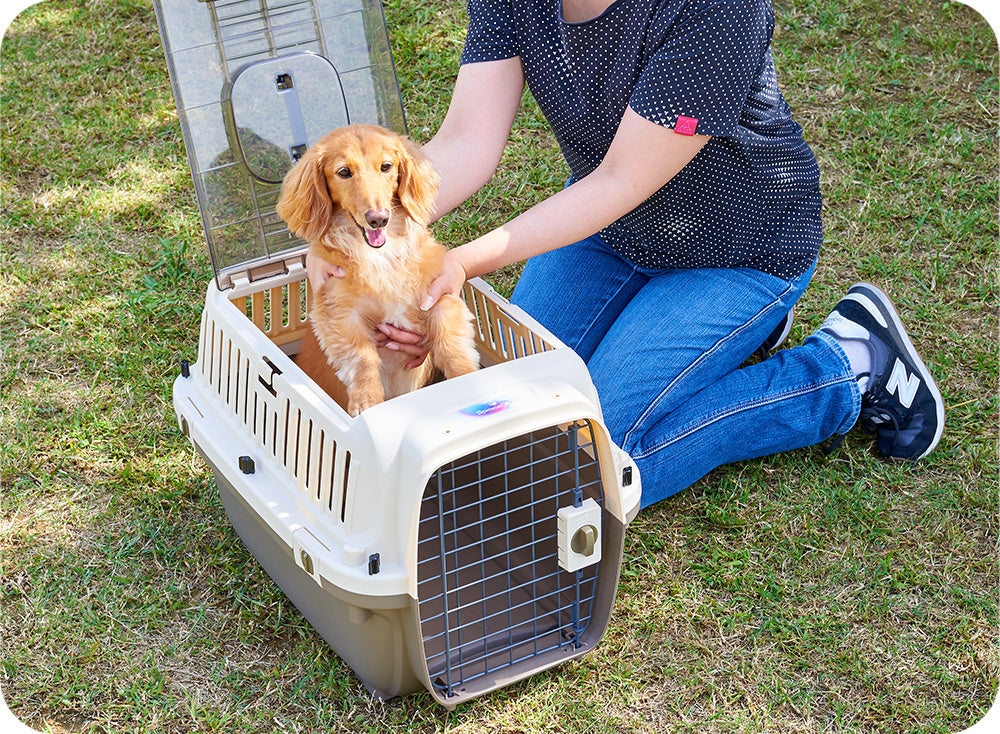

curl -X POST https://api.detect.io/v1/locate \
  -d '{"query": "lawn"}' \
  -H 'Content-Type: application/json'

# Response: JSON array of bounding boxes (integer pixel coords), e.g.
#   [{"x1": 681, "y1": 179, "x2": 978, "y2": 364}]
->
[{"x1": 1, "y1": 0, "x2": 997, "y2": 732}]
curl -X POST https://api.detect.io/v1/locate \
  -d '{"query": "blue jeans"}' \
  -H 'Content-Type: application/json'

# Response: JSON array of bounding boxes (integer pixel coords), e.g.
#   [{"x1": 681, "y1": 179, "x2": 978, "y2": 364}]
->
[{"x1": 511, "y1": 234, "x2": 862, "y2": 508}]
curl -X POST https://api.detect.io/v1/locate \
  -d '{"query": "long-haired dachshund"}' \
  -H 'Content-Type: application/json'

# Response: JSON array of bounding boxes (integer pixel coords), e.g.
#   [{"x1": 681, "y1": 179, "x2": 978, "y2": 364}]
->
[{"x1": 276, "y1": 124, "x2": 479, "y2": 416}]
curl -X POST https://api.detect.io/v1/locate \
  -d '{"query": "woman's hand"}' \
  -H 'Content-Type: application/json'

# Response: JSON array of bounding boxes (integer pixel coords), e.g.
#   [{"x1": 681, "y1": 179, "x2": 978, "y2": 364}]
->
[
  {"x1": 382, "y1": 250, "x2": 469, "y2": 369},
  {"x1": 419, "y1": 249, "x2": 469, "y2": 311},
  {"x1": 306, "y1": 252, "x2": 344, "y2": 293},
  {"x1": 375, "y1": 323, "x2": 429, "y2": 369}
]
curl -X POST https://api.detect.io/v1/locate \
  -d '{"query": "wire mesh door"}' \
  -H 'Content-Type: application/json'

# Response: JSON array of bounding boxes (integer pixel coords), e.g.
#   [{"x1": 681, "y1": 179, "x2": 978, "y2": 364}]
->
[{"x1": 416, "y1": 421, "x2": 606, "y2": 699}]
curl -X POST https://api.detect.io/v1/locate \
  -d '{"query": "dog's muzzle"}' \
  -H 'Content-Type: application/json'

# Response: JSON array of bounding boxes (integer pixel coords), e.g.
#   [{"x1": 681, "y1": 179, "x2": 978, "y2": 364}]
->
[{"x1": 354, "y1": 219, "x2": 387, "y2": 248}]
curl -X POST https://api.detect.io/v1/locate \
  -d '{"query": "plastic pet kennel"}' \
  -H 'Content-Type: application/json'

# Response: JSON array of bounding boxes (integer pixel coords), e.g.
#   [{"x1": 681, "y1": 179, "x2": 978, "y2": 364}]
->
[{"x1": 158, "y1": 0, "x2": 641, "y2": 707}]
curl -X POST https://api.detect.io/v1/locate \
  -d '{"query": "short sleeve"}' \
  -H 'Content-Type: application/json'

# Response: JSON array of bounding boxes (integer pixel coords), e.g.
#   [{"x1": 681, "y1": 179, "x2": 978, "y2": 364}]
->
[
  {"x1": 460, "y1": 0, "x2": 519, "y2": 65},
  {"x1": 630, "y1": 0, "x2": 773, "y2": 136}
]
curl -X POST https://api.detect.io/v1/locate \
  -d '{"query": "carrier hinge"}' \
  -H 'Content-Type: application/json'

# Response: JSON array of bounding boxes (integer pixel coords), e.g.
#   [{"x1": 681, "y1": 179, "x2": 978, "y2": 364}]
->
[{"x1": 221, "y1": 250, "x2": 307, "y2": 294}]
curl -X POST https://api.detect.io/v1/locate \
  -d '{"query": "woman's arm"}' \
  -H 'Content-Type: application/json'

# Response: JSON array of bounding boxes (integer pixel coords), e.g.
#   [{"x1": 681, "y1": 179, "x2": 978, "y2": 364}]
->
[
  {"x1": 421, "y1": 106, "x2": 712, "y2": 308},
  {"x1": 422, "y1": 57, "x2": 526, "y2": 221}
]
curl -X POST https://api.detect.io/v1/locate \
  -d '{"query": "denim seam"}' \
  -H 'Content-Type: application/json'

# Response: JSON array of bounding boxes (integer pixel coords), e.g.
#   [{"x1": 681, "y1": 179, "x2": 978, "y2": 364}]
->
[
  {"x1": 631, "y1": 372, "x2": 860, "y2": 460},
  {"x1": 623, "y1": 278, "x2": 796, "y2": 449},
  {"x1": 576, "y1": 269, "x2": 644, "y2": 358}
]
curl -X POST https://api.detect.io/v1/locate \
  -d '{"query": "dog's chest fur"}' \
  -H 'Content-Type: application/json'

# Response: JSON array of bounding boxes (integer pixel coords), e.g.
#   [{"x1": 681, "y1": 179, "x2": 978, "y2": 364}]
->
[
  {"x1": 326, "y1": 225, "x2": 431, "y2": 332},
  {"x1": 362, "y1": 246, "x2": 419, "y2": 325}
]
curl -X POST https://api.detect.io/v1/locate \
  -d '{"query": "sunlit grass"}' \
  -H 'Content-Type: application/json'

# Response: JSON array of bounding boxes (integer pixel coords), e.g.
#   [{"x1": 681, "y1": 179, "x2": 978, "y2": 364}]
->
[{"x1": 2, "y1": 1, "x2": 996, "y2": 733}]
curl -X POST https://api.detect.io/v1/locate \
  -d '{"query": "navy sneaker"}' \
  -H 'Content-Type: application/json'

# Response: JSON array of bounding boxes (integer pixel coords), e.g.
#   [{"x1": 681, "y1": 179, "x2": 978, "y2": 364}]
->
[
  {"x1": 820, "y1": 283, "x2": 945, "y2": 460},
  {"x1": 754, "y1": 308, "x2": 794, "y2": 360}
]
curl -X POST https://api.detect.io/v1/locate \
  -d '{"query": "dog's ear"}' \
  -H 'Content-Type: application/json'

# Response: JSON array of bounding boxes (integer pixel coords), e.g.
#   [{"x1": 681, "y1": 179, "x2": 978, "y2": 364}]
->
[
  {"x1": 396, "y1": 136, "x2": 440, "y2": 225},
  {"x1": 276, "y1": 146, "x2": 332, "y2": 243}
]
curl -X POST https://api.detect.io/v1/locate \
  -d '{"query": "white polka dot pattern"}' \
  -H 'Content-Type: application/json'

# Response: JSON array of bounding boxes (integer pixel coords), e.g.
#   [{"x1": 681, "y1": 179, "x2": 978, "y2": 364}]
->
[{"x1": 461, "y1": 0, "x2": 822, "y2": 279}]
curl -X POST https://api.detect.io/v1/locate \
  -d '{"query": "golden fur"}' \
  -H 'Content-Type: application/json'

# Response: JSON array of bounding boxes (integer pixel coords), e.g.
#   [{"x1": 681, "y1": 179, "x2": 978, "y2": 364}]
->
[{"x1": 276, "y1": 124, "x2": 479, "y2": 416}]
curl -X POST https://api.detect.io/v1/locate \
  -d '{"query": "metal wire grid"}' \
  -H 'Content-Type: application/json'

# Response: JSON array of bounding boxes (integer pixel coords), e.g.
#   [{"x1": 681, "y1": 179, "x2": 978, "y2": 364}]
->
[{"x1": 416, "y1": 422, "x2": 605, "y2": 698}]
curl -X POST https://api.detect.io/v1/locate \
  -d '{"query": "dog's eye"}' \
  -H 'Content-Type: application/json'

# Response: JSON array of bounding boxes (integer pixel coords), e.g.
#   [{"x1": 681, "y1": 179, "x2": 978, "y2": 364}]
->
[
  {"x1": 336, "y1": 167, "x2": 352, "y2": 179},
  {"x1": 380, "y1": 162, "x2": 393, "y2": 173}
]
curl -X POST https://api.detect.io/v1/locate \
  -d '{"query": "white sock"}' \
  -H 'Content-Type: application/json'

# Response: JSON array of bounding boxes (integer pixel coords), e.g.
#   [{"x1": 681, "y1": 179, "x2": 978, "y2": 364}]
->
[
  {"x1": 838, "y1": 339, "x2": 873, "y2": 380},
  {"x1": 819, "y1": 311, "x2": 874, "y2": 383}
]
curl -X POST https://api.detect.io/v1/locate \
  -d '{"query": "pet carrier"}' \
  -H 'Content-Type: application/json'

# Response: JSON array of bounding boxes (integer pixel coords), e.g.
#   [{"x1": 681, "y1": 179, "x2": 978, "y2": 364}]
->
[{"x1": 159, "y1": 0, "x2": 642, "y2": 708}]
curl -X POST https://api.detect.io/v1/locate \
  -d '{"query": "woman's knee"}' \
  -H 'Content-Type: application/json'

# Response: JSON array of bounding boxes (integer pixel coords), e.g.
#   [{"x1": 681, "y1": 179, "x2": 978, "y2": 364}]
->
[{"x1": 512, "y1": 236, "x2": 645, "y2": 359}]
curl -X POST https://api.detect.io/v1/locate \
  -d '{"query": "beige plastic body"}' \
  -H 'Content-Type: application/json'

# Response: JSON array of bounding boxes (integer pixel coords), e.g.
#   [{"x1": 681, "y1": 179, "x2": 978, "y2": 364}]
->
[{"x1": 173, "y1": 256, "x2": 641, "y2": 706}]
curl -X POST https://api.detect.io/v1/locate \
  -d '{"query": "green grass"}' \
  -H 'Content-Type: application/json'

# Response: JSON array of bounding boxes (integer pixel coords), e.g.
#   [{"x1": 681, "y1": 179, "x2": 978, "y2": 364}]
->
[{"x1": 2, "y1": 0, "x2": 997, "y2": 732}]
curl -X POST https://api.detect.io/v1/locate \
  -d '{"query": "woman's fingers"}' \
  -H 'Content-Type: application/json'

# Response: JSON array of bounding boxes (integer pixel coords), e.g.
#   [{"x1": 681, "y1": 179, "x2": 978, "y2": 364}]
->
[
  {"x1": 376, "y1": 323, "x2": 429, "y2": 370},
  {"x1": 305, "y1": 253, "x2": 345, "y2": 292},
  {"x1": 377, "y1": 322, "x2": 424, "y2": 345}
]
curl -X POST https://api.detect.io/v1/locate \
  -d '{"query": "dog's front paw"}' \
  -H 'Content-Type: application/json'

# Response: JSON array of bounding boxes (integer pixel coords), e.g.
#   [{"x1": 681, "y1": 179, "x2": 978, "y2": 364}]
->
[
  {"x1": 437, "y1": 343, "x2": 480, "y2": 380},
  {"x1": 347, "y1": 391, "x2": 383, "y2": 417},
  {"x1": 443, "y1": 357, "x2": 479, "y2": 379}
]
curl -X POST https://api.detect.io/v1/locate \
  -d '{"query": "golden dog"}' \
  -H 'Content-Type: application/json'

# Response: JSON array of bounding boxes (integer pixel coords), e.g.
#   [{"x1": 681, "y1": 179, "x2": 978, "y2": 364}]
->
[{"x1": 277, "y1": 124, "x2": 479, "y2": 416}]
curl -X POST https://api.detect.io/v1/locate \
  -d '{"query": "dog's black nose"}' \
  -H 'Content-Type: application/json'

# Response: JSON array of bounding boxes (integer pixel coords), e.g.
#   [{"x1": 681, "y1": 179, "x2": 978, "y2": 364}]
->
[{"x1": 365, "y1": 209, "x2": 389, "y2": 229}]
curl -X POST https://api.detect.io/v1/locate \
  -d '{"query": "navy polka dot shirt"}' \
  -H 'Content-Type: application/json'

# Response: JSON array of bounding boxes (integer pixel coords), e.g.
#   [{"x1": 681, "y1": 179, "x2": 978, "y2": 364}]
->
[{"x1": 461, "y1": 0, "x2": 822, "y2": 279}]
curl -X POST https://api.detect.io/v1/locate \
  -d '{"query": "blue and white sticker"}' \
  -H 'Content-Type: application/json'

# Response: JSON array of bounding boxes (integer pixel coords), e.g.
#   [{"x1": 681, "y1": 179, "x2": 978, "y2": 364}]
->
[{"x1": 455, "y1": 399, "x2": 513, "y2": 419}]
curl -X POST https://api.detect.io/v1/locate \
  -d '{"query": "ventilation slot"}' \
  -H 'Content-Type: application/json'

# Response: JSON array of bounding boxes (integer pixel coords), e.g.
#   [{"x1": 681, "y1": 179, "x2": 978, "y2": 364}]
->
[
  {"x1": 340, "y1": 451, "x2": 352, "y2": 522},
  {"x1": 461, "y1": 282, "x2": 555, "y2": 366},
  {"x1": 196, "y1": 283, "x2": 351, "y2": 521},
  {"x1": 233, "y1": 279, "x2": 310, "y2": 349}
]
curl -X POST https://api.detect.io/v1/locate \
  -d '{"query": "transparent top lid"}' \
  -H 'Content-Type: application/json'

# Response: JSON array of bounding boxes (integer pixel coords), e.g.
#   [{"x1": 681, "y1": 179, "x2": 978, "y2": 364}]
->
[{"x1": 154, "y1": 0, "x2": 407, "y2": 288}]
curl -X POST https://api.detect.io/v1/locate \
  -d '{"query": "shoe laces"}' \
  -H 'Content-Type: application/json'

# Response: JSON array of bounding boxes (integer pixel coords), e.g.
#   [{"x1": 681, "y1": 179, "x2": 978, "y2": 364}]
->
[
  {"x1": 859, "y1": 392, "x2": 903, "y2": 457},
  {"x1": 860, "y1": 401, "x2": 899, "y2": 430},
  {"x1": 860, "y1": 388, "x2": 904, "y2": 429},
  {"x1": 824, "y1": 375, "x2": 903, "y2": 457}
]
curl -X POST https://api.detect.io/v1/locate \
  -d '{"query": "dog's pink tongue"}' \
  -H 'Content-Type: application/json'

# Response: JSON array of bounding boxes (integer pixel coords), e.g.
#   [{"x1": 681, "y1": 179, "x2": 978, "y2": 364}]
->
[{"x1": 366, "y1": 228, "x2": 386, "y2": 248}]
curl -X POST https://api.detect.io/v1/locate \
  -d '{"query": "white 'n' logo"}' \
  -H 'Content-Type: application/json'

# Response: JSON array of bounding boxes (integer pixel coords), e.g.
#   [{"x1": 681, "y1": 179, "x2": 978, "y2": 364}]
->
[{"x1": 886, "y1": 358, "x2": 920, "y2": 408}]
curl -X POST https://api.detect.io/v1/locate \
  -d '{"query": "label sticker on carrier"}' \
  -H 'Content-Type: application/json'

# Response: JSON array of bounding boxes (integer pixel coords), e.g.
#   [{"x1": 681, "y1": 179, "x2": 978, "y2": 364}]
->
[{"x1": 455, "y1": 399, "x2": 513, "y2": 419}]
